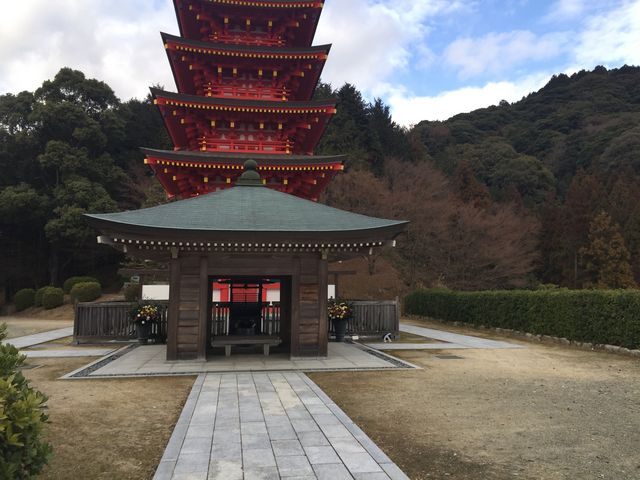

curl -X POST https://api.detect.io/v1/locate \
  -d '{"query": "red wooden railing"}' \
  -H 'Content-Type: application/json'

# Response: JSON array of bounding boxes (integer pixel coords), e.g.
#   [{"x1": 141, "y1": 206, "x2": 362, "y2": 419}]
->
[
  {"x1": 211, "y1": 32, "x2": 284, "y2": 47},
  {"x1": 204, "y1": 84, "x2": 289, "y2": 101},
  {"x1": 199, "y1": 138, "x2": 291, "y2": 154},
  {"x1": 210, "y1": 302, "x2": 281, "y2": 337}
]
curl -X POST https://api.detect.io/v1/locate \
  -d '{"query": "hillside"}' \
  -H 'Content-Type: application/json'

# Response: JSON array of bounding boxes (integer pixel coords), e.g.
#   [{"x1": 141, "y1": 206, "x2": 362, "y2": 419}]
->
[{"x1": 414, "y1": 65, "x2": 640, "y2": 201}]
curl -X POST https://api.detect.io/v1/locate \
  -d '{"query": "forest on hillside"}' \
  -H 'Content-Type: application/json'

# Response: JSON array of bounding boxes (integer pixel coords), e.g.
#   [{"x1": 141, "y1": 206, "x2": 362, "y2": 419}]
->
[{"x1": 1, "y1": 66, "x2": 639, "y2": 294}]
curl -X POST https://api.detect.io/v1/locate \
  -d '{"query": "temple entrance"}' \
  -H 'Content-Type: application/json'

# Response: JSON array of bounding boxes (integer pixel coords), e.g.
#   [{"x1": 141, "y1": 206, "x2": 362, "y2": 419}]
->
[{"x1": 207, "y1": 276, "x2": 292, "y2": 357}]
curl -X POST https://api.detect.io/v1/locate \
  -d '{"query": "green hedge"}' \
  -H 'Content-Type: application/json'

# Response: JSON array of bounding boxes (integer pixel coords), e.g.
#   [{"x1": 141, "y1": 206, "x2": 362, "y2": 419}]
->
[
  {"x1": 0, "y1": 324, "x2": 52, "y2": 477},
  {"x1": 69, "y1": 282, "x2": 102, "y2": 303},
  {"x1": 404, "y1": 289, "x2": 640, "y2": 350},
  {"x1": 42, "y1": 288, "x2": 64, "y2": 310},
  {"x1": 14, "y1": 289, "x2": 35, "y2": 312},
  {"x1": 63, "y1": 276, "x2": 100, "y2": 294},
  {"x1": 123, "y1": 284, "x2": 142, "y2": 303},
  {"x1": 35, "y1": 287, "x2": 58, "y2": 307}
]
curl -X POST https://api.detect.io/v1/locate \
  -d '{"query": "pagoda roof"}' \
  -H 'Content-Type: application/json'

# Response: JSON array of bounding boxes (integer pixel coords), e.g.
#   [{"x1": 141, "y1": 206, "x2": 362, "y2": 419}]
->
[
  {"x1": 87, "y1": 177, "x2": 406, "y2": 239},
  {"x1": 142, "y1": 148, "x2": 345, "y2": 166},
  {"x1": 151, "y1": 88, "x2": 336, "y2": 111},
  {"x1": 183, "y1": 0, "x2": 324, "y2": 10},
  {"x1": 161, "y1": 32, "x2": 331, "y2": 58}
]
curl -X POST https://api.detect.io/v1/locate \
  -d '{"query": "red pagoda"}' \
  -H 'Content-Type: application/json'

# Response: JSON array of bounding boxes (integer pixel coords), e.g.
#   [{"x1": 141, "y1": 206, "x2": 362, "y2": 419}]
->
[{"x1": 146, "y1": 0, "x2": 344, "y2": 201}]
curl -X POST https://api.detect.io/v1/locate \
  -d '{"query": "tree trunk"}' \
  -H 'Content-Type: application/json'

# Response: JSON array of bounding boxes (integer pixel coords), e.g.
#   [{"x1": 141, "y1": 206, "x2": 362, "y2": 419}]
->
[{"x1": 49, "y1": 247, "x2": 60, "y2": 286}]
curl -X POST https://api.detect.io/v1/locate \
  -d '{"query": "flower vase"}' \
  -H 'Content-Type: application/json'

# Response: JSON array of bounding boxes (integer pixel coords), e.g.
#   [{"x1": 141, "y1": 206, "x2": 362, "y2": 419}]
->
[
  {"x1": 136, "y1": 322, "x2": 152, "y2": 345},
  {"x1": 332, "y1": 318, "x2": 348, "y2": 342}
]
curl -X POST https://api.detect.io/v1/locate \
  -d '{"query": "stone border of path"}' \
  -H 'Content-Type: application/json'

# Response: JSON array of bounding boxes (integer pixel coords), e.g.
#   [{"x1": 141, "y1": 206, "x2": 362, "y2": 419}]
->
[
  {"x1": 154, "y1": 372, "x2": 409, "y2": 480},
  {"x1": 365, "y1": 323, "x2": 524, "y2": 351},
  {"x1": 61, "y1": 342, "x2": 420, "y2": 380}
]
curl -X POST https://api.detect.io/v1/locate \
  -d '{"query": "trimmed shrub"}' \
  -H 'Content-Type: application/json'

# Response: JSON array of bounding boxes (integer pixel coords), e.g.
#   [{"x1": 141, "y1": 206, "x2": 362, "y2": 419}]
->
[
  {"x1": 42, "y1": 288, "x2": 64, "y2": 310},
  {"x1": 0, "y1": 324, "x2": 52, "y2": 477},
  {"x1": 35, "y1": 286, "x2": 58, "y2": 307},
  {"x1": 63, "y1": 276, "x2": 100, "y2": 294},
  {"x1": 14, "y1": 289, "x2": 35, "y2": 312},
  {"x1": 69, "y1": 282, "x2": 102, "y2": 303},
  {"x1": 404, "y1": 289, "x2": 640, "y2": 349},
  {"x1": 124, "y1": 283, "x2": 142, "y2": 302}
]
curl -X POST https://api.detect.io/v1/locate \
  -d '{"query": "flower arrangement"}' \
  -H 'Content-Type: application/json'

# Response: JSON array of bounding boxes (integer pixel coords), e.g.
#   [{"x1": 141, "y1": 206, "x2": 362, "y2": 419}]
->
[
  {"x1": 131, "y1": 304, "x2": 160, "y2": 325},
  {"x1": 328, "y1": 300, "x2": 352, "y2": 321}
]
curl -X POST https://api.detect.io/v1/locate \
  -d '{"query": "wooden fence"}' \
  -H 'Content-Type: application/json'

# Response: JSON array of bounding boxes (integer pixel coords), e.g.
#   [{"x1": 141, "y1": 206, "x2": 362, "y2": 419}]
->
[
  {"x1": 329, "y1": 300, "x2": 400, "y2": 337},
  {"x1": 75, "y1": 299, "x2": 399, "y2": 343},
  {"x1": 74, "y1": 301, "x2": 168, "y2": 343}
]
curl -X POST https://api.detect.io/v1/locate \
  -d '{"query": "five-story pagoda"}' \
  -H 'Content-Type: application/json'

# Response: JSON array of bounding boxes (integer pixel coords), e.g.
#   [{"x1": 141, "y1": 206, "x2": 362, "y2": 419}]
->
[{"x1": 146, "y1": 0, "x2": 344, "y2": 201}]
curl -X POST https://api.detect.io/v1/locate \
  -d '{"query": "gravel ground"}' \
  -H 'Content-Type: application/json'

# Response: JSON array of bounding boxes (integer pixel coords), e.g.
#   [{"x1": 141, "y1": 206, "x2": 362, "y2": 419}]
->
[{"x1": 310, "y1": 319, "x2": 640, "y2": 480}]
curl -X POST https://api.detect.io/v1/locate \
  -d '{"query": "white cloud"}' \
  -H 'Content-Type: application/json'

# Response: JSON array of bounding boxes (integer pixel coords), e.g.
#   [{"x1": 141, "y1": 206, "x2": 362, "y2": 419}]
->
[
  {"x1": 316, "y1": 0, "x2": 469, "y2": 91},
  {"x1": 0, "y1": 0, "x2": 177, "y2": 99},
  {"x1": 573, "y1": 0, "x2": 640, "y2": 67},
  {"x1": 545, "y1": 0, "x2": 587, "y2": 22},
  {"x1": 386, "y1": 72, "x2": 550, "y2": 126},
  {"x1": 443, "y1": 30, "x2": 568, "y2": 78}
]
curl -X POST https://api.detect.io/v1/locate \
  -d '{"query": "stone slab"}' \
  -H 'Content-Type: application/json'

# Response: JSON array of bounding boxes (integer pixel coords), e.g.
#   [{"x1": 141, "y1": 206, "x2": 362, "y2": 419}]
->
[{"x1": 153, "y1": 372, "x2": 409, "y2": 479}]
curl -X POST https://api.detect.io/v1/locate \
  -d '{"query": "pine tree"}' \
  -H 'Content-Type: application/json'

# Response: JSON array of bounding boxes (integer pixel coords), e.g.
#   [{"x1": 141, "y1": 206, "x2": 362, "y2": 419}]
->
[{"x1": 580, "y1": 211, "x2": 636, "y2": 289}]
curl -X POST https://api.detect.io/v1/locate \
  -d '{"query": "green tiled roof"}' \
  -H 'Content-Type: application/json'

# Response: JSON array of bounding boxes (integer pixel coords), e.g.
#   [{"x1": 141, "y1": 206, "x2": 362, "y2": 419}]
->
[{"x1": 86, "y1": 185, "x2": 406, "y2": 235}]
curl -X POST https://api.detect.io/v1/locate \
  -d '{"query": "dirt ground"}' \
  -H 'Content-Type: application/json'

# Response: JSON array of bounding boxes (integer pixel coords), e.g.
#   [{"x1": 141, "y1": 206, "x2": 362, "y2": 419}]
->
[
  {"x1": 23, "y1": 358, "x2": 194, "y2": 480},
  {"x1": 310, "y1": 319, "x2": 640, "y2": 480},
  {"x1": 1, "y1": 293, "x2": 123, "y2": 338}
]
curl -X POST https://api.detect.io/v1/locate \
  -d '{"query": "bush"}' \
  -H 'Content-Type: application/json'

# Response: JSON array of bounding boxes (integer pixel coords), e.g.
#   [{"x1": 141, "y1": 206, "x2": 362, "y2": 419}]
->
[
  {"x1": 63, "y1": 276, "x2": 100, "y2": 294},
  {"x1": 69, "y1": 282, "x2": 102, "y2": 303},
  {"x1": 35, "y1": 286, "x2": 58, "y2": 307},
  {"x1": 0, "y1": 324, "x2": 52, "y2": 477},
  {"x1": 42, "y1": 288, "x2": 64, "y2": 310},
  {"x1": 123, "y1": 283, "x2": 142, "y2": 302},
  {"x1": 404, "y1": 289, "x2": 640, "y2": 349},
  {"x1": 14, "y1": 289, "x2": 35, "y2": 312}
]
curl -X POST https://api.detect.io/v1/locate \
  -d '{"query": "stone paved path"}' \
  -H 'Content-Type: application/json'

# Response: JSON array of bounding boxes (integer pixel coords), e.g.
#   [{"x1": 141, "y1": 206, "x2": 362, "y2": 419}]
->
[
  {"x1": 154, "y1": 372, "x2": 409, "y2": 480},
  {"x1": 365, "y1": 323, "x2": 523, "y2": 351},
  {"x1": 3, "y1": 327, "x2": 74, "y2": 349}
]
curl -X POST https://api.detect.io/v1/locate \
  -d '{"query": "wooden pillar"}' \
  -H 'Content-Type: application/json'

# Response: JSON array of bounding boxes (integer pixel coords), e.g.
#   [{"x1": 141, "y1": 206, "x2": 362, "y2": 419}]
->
[
  {"x1": 318, "y1": 257, "x2": 328, "y2": 357},
  {"x1": 290, "y1": 257, "x2": 301, "y2": 357},
  {"x1": 198, "y1": 256, "x2": 209, "y2": 360},
  {"x1": 167, "y1": 252, "x2": 181, "y2": 361}
]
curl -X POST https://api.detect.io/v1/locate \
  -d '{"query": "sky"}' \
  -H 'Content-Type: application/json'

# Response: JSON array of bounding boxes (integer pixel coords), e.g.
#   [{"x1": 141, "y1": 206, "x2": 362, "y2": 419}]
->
[{"x1": 0, "y1": 0, "x2": 639, "y2": 126}]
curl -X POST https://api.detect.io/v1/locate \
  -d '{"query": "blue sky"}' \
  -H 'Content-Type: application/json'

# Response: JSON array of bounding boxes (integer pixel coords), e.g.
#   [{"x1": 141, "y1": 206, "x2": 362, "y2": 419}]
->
[{"x1": 0, "y1": 0, "x2": 639, "y2": 125}]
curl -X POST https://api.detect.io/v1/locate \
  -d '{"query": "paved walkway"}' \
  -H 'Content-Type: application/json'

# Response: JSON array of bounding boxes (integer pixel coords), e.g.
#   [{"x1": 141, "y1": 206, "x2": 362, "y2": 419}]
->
[
  {"x1": 155, "y1": 372, "x2": 409, "y2": 480},
  {"x1": 365, "y1": 323, "x2": 523, "y2": 351},
  {"x1": 3, "y1": 327, "x2": 74, "y2": 349}
]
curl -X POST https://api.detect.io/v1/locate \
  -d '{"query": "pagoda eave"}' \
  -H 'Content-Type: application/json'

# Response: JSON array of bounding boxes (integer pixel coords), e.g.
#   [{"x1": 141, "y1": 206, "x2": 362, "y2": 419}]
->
[
  {"x1": 144, "y1": 148, "x2": 343, "y2": 200},
  {"x1": 141, "y1": 148, "x2": 345, "y2": 165},
  {"x1": 163, "y1": 35, "x2": 328, "y2": 100},
  {"x1": 151, "y1": 88, "x2": 336, "y2": 111}
]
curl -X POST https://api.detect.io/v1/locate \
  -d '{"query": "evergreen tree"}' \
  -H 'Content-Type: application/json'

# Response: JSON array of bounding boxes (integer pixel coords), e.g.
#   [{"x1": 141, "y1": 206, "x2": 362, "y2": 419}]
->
[{"x1": 580, "y1": 211, "x2": 636, "y2": 289}]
